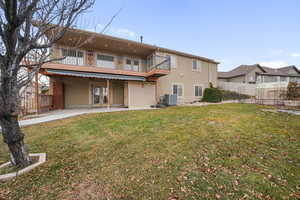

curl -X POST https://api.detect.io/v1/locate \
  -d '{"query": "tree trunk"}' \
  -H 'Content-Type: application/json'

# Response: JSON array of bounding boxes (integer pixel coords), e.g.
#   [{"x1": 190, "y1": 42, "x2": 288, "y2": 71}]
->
[{"x1": 0, "y1": 114, "x2": 30, "y2": 168}]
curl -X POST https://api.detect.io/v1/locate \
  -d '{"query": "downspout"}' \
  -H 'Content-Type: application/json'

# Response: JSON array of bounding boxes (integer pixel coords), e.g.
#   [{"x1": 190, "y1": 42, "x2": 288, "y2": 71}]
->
[{"x1": 208, "y1": 63, "x2": 210, "y2": 87}]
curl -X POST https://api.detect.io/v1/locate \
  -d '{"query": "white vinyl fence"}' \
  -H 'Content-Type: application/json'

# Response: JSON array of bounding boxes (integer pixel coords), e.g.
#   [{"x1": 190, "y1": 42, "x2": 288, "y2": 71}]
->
[{"x1": 218, "y1": 81, "x2": 256, "y2": 96}]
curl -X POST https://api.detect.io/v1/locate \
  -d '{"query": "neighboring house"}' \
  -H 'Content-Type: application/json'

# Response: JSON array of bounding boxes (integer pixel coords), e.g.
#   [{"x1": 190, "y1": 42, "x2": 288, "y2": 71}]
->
[
  {"x1": 218, "y1": 64, "x2": 300, "y2": 84},
  {"x1": 40, "y1": 28, "x2": 219, "y2": 109}
]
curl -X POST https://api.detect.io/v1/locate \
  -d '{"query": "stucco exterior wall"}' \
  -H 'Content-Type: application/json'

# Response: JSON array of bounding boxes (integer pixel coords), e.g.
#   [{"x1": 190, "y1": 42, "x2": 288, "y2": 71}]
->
[
  {"x1": 156, "y1": 52, "x2": 218, "y2": 104},
  {"x1": 127, "y1": 81, "x2": 156, "y2": 108},
  {"x1": 63, "y1": 77, "x2": 90, "y2": 108}
]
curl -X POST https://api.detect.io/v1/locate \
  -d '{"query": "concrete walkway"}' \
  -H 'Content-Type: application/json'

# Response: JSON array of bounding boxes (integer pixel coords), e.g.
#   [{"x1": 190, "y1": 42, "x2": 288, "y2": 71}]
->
[
  {"x1": 0, "y1": 107, "x2": 155, "y2": 131},
  {"x1": 182, "y1": 100, "x2": 241, "y2": 106}
]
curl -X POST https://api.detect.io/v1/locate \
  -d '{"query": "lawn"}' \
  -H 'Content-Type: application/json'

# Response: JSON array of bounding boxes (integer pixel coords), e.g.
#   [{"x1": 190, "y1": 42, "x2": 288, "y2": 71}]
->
[{"x1": 0, "y1": 104, "x2": 299, "y2": 200}]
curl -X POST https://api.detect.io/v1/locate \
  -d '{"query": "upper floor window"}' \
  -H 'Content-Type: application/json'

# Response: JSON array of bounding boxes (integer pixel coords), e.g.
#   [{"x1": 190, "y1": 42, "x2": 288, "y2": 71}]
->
[
  {"x1": 194, "y1": 85, "x2": 203, "y2": 97},
  {"x1": 280, "y1": 76, "x2": 288, "y2": 82},
  {"x1": 124, "y1": 58, "x2": 139, "y2": 72},
  {"x1": 172, "y1": 83, "x2": 183, "y2": 97},
  {"x1": 61, "y1": 49, "x2": 84, "y2": 66},
  {"x1": 96, "y1": 54, "x2": 115, "y2": 69},
  {"x1": 263, "y1": 76, "x2": 278, "y2": 83},
  {"x1": 290, "y1": 77, "x2": 300, "y2": 82},
  {"x1": 192, "y1": 60, "x2": 201, "y2": 71}
]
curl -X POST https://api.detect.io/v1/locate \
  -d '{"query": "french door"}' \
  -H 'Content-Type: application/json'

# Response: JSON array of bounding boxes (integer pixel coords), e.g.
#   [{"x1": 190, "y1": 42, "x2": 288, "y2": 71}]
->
[{"x1": 93, "y1": 86, "x2": 108, "y2": 105}]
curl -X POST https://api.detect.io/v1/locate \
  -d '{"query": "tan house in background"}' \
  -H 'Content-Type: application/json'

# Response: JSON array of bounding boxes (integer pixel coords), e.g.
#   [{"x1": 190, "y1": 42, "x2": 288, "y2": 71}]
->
[
  {"x1": 218, "y1": 64, "x2": 300, "y2": 84},
  {"x1": 40, "y1": 28, "x2": 219, "y2": 109}
]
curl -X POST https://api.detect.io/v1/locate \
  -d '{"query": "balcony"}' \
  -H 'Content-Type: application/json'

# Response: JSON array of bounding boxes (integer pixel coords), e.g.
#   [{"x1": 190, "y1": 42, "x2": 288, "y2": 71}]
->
[
  {"x1": 147, "y1": 55, "x2": 170, "y2": 72},
  {"x1": 41, "y1": 54, "x2": 170, "y2": 82},
  {"x1": 145, "y1": 55, "x2": 170, "y2": 80}
]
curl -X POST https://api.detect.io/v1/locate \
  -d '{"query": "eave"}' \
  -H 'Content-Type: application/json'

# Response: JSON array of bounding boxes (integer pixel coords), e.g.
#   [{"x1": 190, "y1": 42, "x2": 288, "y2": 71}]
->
[{"x1": 41, "y1": 63, "x2": 169, "y2": 81}]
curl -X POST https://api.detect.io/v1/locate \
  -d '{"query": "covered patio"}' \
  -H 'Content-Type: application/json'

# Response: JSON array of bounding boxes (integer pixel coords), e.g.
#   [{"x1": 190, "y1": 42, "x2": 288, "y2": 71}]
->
[{"x1": 40, "y1": 67, "x2": 159, "y2": 111}]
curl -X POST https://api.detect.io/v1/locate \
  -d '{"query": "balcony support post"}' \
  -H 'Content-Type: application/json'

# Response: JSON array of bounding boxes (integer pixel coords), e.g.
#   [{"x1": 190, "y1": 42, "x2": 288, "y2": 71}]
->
[
  {"x1": 107, "y1": 79, "x2": 110, "y2": 109},
  {"x1": 35, "y1": 72, "x2": 40, "y2": 114}
]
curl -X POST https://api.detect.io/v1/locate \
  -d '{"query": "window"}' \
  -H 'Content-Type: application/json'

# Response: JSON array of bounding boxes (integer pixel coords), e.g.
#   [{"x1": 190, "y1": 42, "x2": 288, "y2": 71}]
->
[
  {"x1": 257, "y1": 75, "x2": 262, "y2": 83},
  {"x1": 97, "y1": 54, "x2": 114, "y2": 62},
  {"x1": 96, "y1": 54, "x2": 115, "y2": 69},
  {"x1": 280, "y1": 76, "x2": 288, "y2": 82},
  {"x1": 290, "y1": 77, "x2": 300, "y2": 82},
  {"x1": 124, "y1": 58, "x2": 139, "y2": 71},
  {"x1": 192, "y1": 60, "x2": 201, "y2": 71},
  {"x1": 194, "y1": 85, "x2": 203, "y2": 97},
  {"x1": 172, "y1": 83, "x2": 183, "y2": 97},
  {"x1": 263, "y1": 76, "x2": 278, "y2": 83},
  {"x1": 61, "y1": 49, "x2": 84, "y2": 66}
]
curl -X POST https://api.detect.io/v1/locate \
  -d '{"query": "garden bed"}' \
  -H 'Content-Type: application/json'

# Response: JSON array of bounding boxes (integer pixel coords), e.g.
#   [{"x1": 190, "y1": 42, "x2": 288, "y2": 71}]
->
[{"x1": 0, "y1": 153, "x2": 46, "y2": 181}]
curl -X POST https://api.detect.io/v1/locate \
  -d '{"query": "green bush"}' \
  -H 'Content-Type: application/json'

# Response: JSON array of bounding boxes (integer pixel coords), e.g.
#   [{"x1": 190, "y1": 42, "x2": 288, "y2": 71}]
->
[
  {"x1": 220, "y1": 89, "x2": 251, "y2": 100},
  {"x1": 202, "y1": 88, "x2": 222, "y2": 103}
]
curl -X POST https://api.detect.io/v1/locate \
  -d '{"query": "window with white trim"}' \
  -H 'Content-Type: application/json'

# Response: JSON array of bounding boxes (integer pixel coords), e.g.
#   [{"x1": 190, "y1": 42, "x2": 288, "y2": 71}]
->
[
  {"x1": 61, "y1": 49, "x2": 84, "y2": 66},
  {"x1": 172, "y1": 83, "x2": 183, "y2": 97},
  {"x1": 192, "y1": 60, "x2": 201, "y2": 71},
  {"x1": 280, "y1": 76, "x2": 288, "y2": 82},
  {"x1": 290, "y1": 77, "x2": 300, "y2": 82},
  {"x1": 194, "y1": 85, "x2": 203, "y2": 97},
  {"x1": 96, "y1": 54, "x2": 115, "y2": 69},
  {"x1": 124, "y1": 58, "x2": 139, "y2": 72}
]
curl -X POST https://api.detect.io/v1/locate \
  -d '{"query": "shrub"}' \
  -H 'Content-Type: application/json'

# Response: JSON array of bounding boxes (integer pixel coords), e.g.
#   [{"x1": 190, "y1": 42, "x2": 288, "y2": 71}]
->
[
  {"x1": 220, "y1": 90, "x2": 251, "y2": 100},
  {"x1": 286, "y1": 82, "x2": 300, "y2": 100},
  {"x1": 202, "y1": 88, "x2": 222, "y2": 103}
]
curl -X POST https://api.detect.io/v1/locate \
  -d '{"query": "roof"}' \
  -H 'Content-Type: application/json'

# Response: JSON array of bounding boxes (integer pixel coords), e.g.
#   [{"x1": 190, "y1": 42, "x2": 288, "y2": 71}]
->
[
  {"x1": 218, "y1": 64, "x2": 264, "y2": 78},
  {"x1": 219, "y1": 64, "x2": 300, "y2": 78},
  {"x1": 55, "y1": 27, "x2": 220, "y2": 64},
  {"x1": 261, "y1": 65, "x2": 300, "y2": 76}
]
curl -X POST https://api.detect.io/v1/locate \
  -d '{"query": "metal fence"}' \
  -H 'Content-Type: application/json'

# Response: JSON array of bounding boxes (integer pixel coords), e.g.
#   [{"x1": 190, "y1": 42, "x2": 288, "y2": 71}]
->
[{"x1": 20, "y1": 93, "x2": 53, "y2": 116}]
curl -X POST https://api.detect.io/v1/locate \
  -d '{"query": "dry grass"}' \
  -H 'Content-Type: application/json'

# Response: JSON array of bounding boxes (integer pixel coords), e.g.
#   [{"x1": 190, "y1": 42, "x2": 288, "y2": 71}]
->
[{"x1": 0, "y1": 104, "x2": 299, "y2": 200}]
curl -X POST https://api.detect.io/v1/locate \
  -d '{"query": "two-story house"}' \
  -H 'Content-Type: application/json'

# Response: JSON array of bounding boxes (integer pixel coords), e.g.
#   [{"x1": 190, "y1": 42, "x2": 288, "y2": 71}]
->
[
  {"x1": 40, "y1": 27, "x2": 219, "y2": 109},
  {"x1": 218, "y1": 64, "x2": 300, "y2": 84}
]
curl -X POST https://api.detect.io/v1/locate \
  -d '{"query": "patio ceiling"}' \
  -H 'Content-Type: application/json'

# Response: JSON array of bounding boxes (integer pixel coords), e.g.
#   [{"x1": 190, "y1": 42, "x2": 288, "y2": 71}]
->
[{"x1": 56, "y1": 29, "x2": 156, "y2": 58}]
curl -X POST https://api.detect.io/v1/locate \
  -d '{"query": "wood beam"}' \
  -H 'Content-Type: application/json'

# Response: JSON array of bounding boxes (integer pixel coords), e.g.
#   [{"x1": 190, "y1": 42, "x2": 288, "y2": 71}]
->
[
  {"x1": 107, "y1": 79, "x2": 110, "y2": 109},
  {"x1": 35, "y1": 73, "x2": 40, "y2": 114}
]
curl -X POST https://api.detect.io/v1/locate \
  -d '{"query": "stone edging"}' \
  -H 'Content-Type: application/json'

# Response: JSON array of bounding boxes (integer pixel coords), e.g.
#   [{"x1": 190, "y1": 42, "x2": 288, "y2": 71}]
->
[{"x1": 0, "y1": 153, "x2": 46, "y2": 181}]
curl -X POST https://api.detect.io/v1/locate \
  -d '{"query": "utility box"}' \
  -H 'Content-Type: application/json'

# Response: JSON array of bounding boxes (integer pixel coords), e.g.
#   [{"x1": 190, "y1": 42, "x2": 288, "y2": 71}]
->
[{"x1": 163, "y1": 94, "x2": 177, "y2": 106}]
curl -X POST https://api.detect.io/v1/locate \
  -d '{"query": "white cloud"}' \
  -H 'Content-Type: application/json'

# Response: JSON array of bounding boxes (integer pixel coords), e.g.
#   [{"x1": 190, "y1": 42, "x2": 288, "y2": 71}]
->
[
  {"x1": 290, "y1": 53, "x2": 300, "y2": 57},
  {"x1": 113, "y1": 28, "x2": 136, "y2": 37},
  {"x1": 220, "y1": 58, "x2": 230, "y2": 63},
  {"x1": 259, "y1": 60, "x2": 288, "y2": 68},
  {"x1": 84, "y1": 24, "x2": 137, "y2": 38},
  {"x1": 279, "y1": 49, "x2": 285, "y2": 53}
]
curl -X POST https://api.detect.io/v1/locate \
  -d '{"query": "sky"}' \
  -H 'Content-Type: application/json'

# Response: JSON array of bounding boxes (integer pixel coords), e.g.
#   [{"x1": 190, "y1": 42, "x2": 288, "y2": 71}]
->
[{"x1": 77, "y1": 0, "x2": 300, "y2": 71}]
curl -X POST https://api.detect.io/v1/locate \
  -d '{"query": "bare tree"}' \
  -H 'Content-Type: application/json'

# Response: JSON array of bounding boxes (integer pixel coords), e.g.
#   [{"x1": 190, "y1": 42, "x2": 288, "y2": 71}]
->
[{"x1": 0, "y1": 0, "x2": 94, "y2": 168}]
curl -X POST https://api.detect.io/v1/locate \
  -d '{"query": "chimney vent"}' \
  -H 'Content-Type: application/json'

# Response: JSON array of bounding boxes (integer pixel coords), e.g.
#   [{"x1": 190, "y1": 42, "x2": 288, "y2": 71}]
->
[{"x1": 140, "y1": 35, "x2": 143, "y2": 43}]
